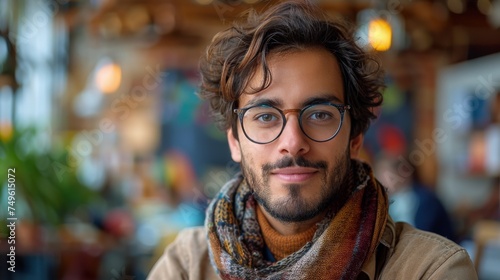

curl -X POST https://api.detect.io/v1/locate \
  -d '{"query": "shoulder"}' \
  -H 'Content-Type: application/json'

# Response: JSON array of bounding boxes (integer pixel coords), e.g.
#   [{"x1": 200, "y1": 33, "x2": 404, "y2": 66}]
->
[
  {"x1": 394, "y1": 222, "x2": 463, "y2": 257},
  {"x1": 381, "y1": 222, "x2": 477, "y2": 279},
  {"x1": 171, "y1": 226, "x2": 210, "y2": 251},
  {"x1": 147, "y1": 227, "x2": 218, "y2": 280}
]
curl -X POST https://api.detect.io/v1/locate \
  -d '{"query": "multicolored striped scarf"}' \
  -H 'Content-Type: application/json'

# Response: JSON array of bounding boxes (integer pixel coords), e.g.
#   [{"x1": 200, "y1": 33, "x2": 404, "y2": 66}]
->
[{"x1": 206, "y1": 159, "x2": 388, "y2": 280}]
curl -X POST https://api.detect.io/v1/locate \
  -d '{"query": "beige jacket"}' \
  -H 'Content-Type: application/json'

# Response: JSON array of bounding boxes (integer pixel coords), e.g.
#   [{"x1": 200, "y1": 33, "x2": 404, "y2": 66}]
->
[{"x1": 148, "y1": 218, "x2": 477, "y2": 280}]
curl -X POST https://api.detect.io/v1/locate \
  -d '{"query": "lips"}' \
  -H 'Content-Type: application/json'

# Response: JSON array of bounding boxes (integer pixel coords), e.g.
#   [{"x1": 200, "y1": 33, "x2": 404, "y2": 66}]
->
[{"x1": 271, "y1": 167, "x2": 318, "y2": 183}]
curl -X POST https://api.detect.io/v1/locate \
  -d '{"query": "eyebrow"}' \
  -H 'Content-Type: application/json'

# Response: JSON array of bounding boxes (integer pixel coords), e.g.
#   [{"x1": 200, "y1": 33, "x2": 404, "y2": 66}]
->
[
  {"x1": 301, "y1": 94, "x2": 344, "y2": 106},
  {"x1": 242, "y1": 93, "x2": 344, "y2": 109},
  {"x1": 243, "y1": 98, "x2": 282, "y2": 108}
]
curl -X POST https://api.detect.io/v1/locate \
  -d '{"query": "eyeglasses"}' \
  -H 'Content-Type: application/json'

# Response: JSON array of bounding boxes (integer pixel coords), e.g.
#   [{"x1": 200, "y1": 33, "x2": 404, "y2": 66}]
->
[{"x1": 233, "y1": 102, "x2": 350, "y2": 144}]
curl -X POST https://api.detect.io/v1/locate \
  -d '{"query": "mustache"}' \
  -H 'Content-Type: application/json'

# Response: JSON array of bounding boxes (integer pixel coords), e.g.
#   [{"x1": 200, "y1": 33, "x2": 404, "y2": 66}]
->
[{"x1": 262, "y1": 156, "x2": 327, "y2": 173}]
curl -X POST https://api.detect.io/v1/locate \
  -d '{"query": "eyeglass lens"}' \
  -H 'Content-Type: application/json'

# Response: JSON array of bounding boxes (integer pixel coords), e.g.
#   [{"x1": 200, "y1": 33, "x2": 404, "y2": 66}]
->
[{"x1": 241, "y1": 104, "x2": 343, "y2": 143}]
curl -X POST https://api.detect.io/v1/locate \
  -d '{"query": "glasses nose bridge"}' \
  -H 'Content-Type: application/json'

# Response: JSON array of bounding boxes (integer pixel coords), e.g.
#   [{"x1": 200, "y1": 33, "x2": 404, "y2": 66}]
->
[
  {"x1": 280, "y1": 108, "x2": 304, "y2": 135},
  {"x1": 281, "y1": 108, "x2": 302, "y2": 120}
]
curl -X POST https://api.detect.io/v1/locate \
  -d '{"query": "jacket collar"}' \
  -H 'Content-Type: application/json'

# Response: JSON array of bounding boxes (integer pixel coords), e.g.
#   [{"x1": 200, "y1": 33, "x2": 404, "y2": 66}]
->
[{"x1": 360, "y1": 216, "x2": 396, "y2": 280}]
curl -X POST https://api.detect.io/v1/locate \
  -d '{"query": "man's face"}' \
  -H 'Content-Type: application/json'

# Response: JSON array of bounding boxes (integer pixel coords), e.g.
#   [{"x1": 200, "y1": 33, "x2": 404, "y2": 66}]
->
[{"x1": 227, "y1": 47, "x2": 363, "y2": 223}]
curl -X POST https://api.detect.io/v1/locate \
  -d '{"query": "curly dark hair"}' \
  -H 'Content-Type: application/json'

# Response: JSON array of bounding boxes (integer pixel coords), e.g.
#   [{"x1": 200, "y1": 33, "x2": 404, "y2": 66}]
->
[{"x1": 199, "y1": 0, "x2": 384, "y2": 140}]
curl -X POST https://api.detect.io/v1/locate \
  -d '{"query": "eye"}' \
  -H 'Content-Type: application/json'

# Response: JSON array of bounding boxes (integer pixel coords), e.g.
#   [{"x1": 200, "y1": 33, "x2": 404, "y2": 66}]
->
[
  {"x1": 246, "y1": 106, "x2": 281, "y2": 124},
  {"x1": 309, "y1": 111, "x2": 333, "y2": 121},
  {"x1": 255, "y1": 113, "x2": 278, "y2": 123}
]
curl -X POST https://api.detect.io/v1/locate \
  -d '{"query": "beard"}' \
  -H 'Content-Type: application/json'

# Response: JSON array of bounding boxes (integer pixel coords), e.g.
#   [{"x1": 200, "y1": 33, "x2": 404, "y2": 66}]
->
[{"x1": 241, "y1": 147, "x2": 352, "y2": 223}]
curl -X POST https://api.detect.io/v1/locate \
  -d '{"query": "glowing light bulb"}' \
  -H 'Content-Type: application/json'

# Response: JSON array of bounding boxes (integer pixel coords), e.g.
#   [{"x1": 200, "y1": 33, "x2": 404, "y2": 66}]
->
[
  {"x1": 95, "y1": 62, "x2": 122, "y2": 94},
  {"x1": 369, "y1": 18, "x2": 392, "y2": 52}
]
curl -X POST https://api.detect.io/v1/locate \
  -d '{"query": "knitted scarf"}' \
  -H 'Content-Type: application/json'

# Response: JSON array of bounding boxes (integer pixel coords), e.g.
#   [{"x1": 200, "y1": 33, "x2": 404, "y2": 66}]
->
[{"x1": 206, "y1": 159, "x2": 388, "y2": 280}]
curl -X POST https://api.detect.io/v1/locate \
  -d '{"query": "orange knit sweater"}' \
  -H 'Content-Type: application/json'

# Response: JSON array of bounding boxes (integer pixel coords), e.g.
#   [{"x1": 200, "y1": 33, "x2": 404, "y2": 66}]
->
[{"x1": 256, "y1": 206, "x2": 317, "y2": 261}]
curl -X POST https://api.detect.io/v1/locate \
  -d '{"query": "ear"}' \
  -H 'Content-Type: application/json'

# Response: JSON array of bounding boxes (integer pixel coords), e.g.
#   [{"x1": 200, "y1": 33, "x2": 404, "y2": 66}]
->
[
  {"x1": 227, "y1": 128, "x2": 242, "y2": 162},
  {"x1": 349, "y1": 133, "x2": 364, "y2": 158}
]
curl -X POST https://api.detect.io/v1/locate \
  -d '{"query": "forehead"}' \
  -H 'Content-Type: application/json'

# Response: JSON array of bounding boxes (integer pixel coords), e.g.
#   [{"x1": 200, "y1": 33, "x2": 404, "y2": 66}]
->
[{"x1": 239, "y1": 47, "x2": 345, "y2": 108}]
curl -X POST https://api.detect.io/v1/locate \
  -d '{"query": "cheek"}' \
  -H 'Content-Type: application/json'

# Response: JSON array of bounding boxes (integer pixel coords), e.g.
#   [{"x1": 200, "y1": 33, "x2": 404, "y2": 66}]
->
[
  {"x1": 318, "y1": 138, "x2": 349, "y2": 156},
  {"x1": 240, "y1": 143, "x2": 260, "y2": 162},
  {"x1": 240, "y1": 142, "x2": 273, "y2": 170},
  {"x1": 314, "y1": 140, "x2": 350, "y2": 170},
  {"x1": 337, "y1": 128, "x2": 353, "y2": 152}
]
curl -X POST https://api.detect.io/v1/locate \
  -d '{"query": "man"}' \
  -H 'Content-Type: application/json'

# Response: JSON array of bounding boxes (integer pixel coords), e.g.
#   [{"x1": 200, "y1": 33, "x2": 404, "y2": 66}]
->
[{"x1": 148, "y1": 1, "x2": 477, "y2": 279}]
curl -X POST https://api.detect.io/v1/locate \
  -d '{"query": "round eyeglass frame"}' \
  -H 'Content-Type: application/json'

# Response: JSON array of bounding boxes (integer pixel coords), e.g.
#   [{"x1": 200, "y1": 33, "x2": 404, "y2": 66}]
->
[{"x1": 233, "y1": 102, "x2": 351, "y2": 144}]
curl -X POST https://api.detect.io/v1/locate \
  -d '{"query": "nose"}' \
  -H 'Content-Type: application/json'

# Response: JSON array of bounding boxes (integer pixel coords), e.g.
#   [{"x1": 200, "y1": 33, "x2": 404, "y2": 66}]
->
[{"x1": 276, "y1": 114, "x2": 310, "y2": 156}]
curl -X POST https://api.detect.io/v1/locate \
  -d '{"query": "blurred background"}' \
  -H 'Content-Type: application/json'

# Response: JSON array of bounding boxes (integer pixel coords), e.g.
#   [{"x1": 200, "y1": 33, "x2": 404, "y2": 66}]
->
[{"x1": 0, "y1": 0, "x2": 499, "y2": 279}]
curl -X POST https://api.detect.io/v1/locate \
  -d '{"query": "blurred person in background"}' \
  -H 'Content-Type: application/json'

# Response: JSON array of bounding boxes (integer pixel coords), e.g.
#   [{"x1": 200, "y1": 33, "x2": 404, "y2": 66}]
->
[
  {"x1": 374, "y1": 153, "x2": 457, "y2": 242},
  {"x1": 148, "y1": 1, "x2": 477, "y2": 279}
]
